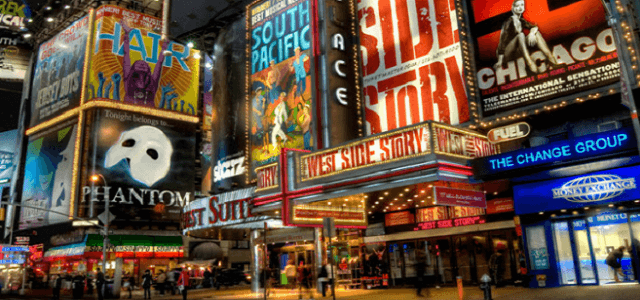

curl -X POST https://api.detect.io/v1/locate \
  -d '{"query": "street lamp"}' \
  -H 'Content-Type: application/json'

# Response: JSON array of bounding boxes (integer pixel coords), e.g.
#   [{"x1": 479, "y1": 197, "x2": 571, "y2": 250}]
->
[{"x1": 90, "y1": 174, "x2": 110, "y2": 277}]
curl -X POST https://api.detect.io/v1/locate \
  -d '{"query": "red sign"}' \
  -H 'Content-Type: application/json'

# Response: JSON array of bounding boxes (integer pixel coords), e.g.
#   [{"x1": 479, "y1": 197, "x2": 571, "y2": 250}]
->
[
  {"x1": 416, "y1": 206, "x2": 447, "y2": 223},
  {"x1": 486, "y1": 198, "x2": 514, "y2": 215},
  {"x1": 385, "y1": 211, "x2": 415, "y2": 227},
  {"x1": 449, "y1": 206, "x2": 485, "y2": 219},
  {"x1": 434, "y1": 187, "x2": 486, "y2": 208},
  {"x1": 414, "y1": 215, "x2": 486, "y2": 231},
  {"x1": 256, "y1": 163, "x2": 279, "y2": 191},
  {"x1": 433, "y1": 124, "x2": 499, "y2": 159},
  {"x1": 301, "y1": 124, "x2": 430, "y2": 180},
  {"x1": 294, "y1": 209, "x2": 364, "y2": 221}
]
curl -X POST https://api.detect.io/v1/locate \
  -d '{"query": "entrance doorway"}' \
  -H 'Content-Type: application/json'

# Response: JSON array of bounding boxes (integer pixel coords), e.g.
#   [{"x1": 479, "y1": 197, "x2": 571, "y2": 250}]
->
[{"x1": 552, "y1": 212, "x2": 638, "y2": 285}]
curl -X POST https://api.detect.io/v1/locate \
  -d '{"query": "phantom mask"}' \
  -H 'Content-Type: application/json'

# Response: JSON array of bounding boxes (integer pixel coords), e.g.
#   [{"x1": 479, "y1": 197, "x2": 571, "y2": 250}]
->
[{"x1": 104, "y1": 125, "x2": 173, "y2": 187}]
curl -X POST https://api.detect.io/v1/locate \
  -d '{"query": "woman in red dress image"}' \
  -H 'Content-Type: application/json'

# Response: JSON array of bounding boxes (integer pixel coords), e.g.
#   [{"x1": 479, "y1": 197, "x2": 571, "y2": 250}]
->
[{"x1": 494, "y1": 0, "x2": 560, "y2": 74}]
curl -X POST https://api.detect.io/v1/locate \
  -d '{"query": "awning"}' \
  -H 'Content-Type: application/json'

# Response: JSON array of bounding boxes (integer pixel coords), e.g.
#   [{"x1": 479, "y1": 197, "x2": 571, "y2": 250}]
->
[
  {"x1": 43, "y1": 242, "x2": 86, "y2": 262},
  {"x1": 83, "y1": 234, "x2": 184, "y2": 259}
]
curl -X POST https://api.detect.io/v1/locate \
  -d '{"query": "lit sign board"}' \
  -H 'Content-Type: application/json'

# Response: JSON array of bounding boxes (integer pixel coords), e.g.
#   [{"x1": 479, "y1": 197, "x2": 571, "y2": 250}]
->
[
  {"x1": 434, "y1": 187, "x2": 487, "y2": 208},
  {"x1": 487, "y1": 123, "x2": 530, "y2": 144},
  {"x1": 513, "y1": 164, "x2": 640, "y2": 214},
  {"x1": 256, "y1": 163, "x2": 279, "y2": 192},
  {"x1": 473, "y1": 127, "x2": 636, "y2": 177},
  {"x1": 290, "y1": 204, "x2": 367, "y2": 228},
  {"x1": 1, "y1": 245, "x2": 28, "y2": 252},
  {"x1": 432, "y1": 123, "x2": 499, "y2": 159},
  {"x1": 413, "y1": 215, "x2": 486, "y2": 231}
]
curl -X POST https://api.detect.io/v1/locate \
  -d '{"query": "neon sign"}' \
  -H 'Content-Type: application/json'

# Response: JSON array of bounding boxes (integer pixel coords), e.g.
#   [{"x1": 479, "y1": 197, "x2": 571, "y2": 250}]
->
[
  {"x1": 473, "y1": 128, "x2": 636, "y2": 177},
  {"x1": 414, "y1": 215, "x2": 485, "y2": 231}
]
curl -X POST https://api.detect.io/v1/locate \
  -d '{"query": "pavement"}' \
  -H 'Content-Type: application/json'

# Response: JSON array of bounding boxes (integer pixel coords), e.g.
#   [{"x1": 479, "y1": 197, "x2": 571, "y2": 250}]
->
[{"x1": 4, "y1": 283, "x2": 640, "y2": 300}]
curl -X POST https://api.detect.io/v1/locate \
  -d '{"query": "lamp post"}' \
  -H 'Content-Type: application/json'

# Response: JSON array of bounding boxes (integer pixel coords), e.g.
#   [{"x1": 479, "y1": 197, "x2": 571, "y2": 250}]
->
[{"x1": 90, "y1": 174, "x2": 110, "y2": 276}]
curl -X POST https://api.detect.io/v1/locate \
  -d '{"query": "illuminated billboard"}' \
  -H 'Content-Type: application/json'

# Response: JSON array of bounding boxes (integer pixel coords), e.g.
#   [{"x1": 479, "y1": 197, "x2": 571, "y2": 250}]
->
[
  {"x1": 358, "y1": 0, "x2": 470, "y2": 135},
  {"x1": 30, "y1": 15, "x2": 90, "y2": 127},
  {"x1": 88, "y1": 5, "x2": 200, "y2": 115},
  {"x1": 468, "y1": 0, "x2": 618, "y2": 116},
  {"x1": 247, "y1": 0, "x2": 314, "y2": 176}
]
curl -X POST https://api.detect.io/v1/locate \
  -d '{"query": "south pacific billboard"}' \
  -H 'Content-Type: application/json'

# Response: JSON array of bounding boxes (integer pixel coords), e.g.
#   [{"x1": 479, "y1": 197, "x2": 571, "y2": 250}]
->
[
  {"x1": 358, "y1": 0, "x2": 470, "y2": 135},
  {"x1": 88, "y1": 5, "x2": 200, "y2": 115},
  {"x1": 20, "y1": 121, "x2": 78, "y2": 229},
  {"x1": 468, "y1": 0, "x2": 618, "y2": 117},
  {"x1": 30, "y1": 16, "x2": 90, "y2": 127},
  {"x1": 248, "y1": 0, "x2": 314, "y2": 176},
  {"x1": 80, "y1": 109, "x2": 195, "y2": 222}
]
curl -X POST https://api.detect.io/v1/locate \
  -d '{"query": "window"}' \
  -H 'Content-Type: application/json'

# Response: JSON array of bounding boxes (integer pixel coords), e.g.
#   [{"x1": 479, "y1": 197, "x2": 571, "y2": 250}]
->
[{"x1": 526, "y1": 225, "x2": 550, "y2": 270}]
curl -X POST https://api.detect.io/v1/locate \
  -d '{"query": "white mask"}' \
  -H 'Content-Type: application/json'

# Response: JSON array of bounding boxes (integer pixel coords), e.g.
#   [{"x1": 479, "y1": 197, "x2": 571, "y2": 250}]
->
[{"x1": 104, "y1": 125, "x2": 173, "y2": 187}]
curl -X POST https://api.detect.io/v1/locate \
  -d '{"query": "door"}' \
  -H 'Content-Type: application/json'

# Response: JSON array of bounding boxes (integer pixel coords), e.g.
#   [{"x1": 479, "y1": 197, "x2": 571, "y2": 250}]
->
[
  {"x1": 453, "y1": 236, "x2": 474, "y2": 284},
  {"x1": 572, "y1": 219, "x2": 597, "y2": 284},
  {"x1": 388, "y1": 243, "x2": 402, "y2": 286},
  {"x1": 588, "y1": 213, "x2": 636, "y2": 284},
  {"x1": 552, "y1": 221, "x2": 578, "y2": 285},
  {"x1": 426, "y1": 237, "x2": 453, "y2": 285}
]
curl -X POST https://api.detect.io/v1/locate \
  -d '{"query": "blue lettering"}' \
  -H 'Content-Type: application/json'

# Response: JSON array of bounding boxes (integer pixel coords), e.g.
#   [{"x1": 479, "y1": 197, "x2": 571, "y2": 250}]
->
[
  {"x1": 517, "y1": 154, "x2": 525, "y2": 165},
  {"x1": 561, "y1": 145, "x2": 571, "y2": 156},
  {"x1": 164, "y1": 42, "x2": 190, "y2": 71}
]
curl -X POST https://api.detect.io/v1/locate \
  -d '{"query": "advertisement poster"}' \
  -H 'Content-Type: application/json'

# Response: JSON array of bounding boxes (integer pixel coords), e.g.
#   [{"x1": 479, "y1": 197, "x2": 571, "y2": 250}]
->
[
  {"x1": 0, "y1": 0, "x2": 31, "y2": 30},
  {"x1": 211, "y1": 18, "x2": 248, "y2": 192},
  {"x1": 19, "y1": 121, "x2": 78, "y2": 229},
  {"x1": 0, "y1": 129, "x2": 17, "y2": 183},
  {"x1": 201, "y1": 54, "x2": 213, "y2": 193},
  {"x1": 80, "y1": 109, "x2": 195, "y2": 222},
  {"x1": 30, "y1": 16, "x2": 90, "y2": 127},
  {"x1": 358, "y1": 0, "x2": 470, "y2": 135},
  {"x1": 248, "y1": 0, "x2": 314, "y2": 174},
  {"x1": 89, "y1": 5, "x2": 200, "y2": 115},
  {"x1": 0, "y1": 34, "x2": 30, "y2": 81},
  {"x1": 469, "y1": 0, "x2": 618, "y2": 116}
]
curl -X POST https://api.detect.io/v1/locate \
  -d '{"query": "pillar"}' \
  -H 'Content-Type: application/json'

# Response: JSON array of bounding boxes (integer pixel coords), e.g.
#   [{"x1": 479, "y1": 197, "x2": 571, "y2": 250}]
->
[
  {"x1": 250, "y1": 229, "x2": 260, "y2": 293},
  {"x1": 315, "y1": 227, "x2": 323, "y2": 293},
  {"x1": 113, "y1": 257, "x2": 124, "y2": 298}
]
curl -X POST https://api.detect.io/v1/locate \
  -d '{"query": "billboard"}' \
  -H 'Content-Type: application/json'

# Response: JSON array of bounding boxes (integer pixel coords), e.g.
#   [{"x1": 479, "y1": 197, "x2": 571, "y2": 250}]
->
[
  {"x1": 19, "y1": 121, "x2": 78, "y2": 229},
  {"x1": 211, "y1": 17, "x2": 248, "y2": 192},
  {"x1": 80, "y1": 109, "x2": 195, "y2": 222},
  {"x1": 247, "y1": 0, "x2": 314, "y2": 176},
  {"x1": 0, "y1": 0, "x2": 31, "y2": 30},
  {"x1": 0, "y1": 129, "x2": 17, "y2": 183},
  {"x1": 0, "y1": 34, "x2": 30, "y2": 81},
  {"x1": 468, "y1": 0, "x2": 618, "y2": 116},
  {"x1": 88, "y1": 5, "x2": 200, "y2": 115},
  {"x1": 358, "y1": 0, "x2": 470, "y2": 135},
  {"x1": 29, "y1": 15, "x2": 90, "y2": 127},
  {"x1": 201, "y1": 54, "x2": 213, "y2": 193}
]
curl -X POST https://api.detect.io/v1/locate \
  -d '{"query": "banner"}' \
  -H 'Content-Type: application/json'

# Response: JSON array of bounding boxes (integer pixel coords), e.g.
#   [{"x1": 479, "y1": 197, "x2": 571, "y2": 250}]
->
[
  {"x1": 468, "y1": 0, "x2": 618, "y2": 116},
  {"x1": 80, "y1": 109, "x2": 195, "y2": 222},
  {"x1": 358, "y1": 0, "x2": 469, "y2": 135},
  {"x1": 248, "y1": 0, "x2": 314, "y2": 175},
  {"x1": 211, "y1": 17, "x2": 248, "y2": 192},
  {"x1": 30, "y1": 16, "x2": 90, "y2": 127},
  {"x1": 433, "y1": 186, "x2": 487, "y2": 208},
  {"x1": 0, "y1": 33, "x2": 30, "y2": 81},
  {"x1": 20, "y1": 121, "x2": 78, "y2": 229},
  {"x1": 88, "y1": 5, "x2": 200, "y2": 115}
]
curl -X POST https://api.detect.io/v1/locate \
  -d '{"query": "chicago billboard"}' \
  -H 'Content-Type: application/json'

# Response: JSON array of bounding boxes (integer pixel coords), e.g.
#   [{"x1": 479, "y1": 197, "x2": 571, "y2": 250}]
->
[
  {"x1": 468, "y1": 0, "x2": 618, "y2": 116},
  {"x1": 358, "y1": 0, "x2": 470, "y2": 135},
  {"x1": 88, "y1": 5, "x2": 200, "y2": 115},
  {"x1": 20, "y1": 121, "x2": 78, "y2": 229},
  {"x1": 80, "y1": 109, "x2": 195, "y2": 222},
  {"x1": 247, "y1": 0, "x2": 314, "y2": 176},
  {"x1": 30, "y1": 15, "x2": 90, "y2": 127}
]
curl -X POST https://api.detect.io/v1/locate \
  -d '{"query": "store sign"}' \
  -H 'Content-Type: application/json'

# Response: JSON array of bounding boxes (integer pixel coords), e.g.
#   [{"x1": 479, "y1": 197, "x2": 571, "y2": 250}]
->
[
  {"x1": 291, "y1": 205, "x2": 367, "y2": 227},
  {"x1": 486, "y1": 198, "x2": 514, "y2": 214},
  {"x1": 301, "y1": 123, "x2": 430, "y2": 181},
  {"x1": 514, "y1": 164, "x2": 640, "y2": 214},
  {"x1": 473, "y1": 127, "x2": 636, "y2": 177},
  {"x1": 416, "y1": 206, "x2": 447, "y2": 222},
  {"x1": 468, "y1": 0, "x2": 618, "y2": 117},
  {"x1": 414, "y1": 215, "x2": 486, "y2": 231},
  {"x1": 385, "y1": 211, "x2": 415, "y2": 227},
  {"x1": 358, "y1": 0, "x2": 469, "y2": 135},
  {"x1": 449, "y1": 206, "x2": 485, "y2": 218},
  {"x1": 488, "y1": 123, "x2": 530, "y2": 144},
  {"x1": 433, "y1": 123, "x2": 499, "y2": 159},
  {"x1": 256, "y1": 163, "x2": 279, "y2": 192},
  {"x1": 1, "y1": 245, "x2": 28, "y2": 252},
  {"x1": 587, "y1": 212, "x2": 630, "y2": 226},
  {"x1": 261, "y1": 228, "x2": 315, "y2": 244},
  {"x1": 213, "y1": 154, "x2": 246, "y2": 183},
  {"x1": 433, "y1": 187, "x2": 486, "y2": 208}
]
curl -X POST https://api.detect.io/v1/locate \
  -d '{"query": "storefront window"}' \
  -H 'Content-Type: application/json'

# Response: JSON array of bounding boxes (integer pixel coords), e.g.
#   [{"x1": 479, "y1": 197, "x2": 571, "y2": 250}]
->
[
  {"x1": 552, "y1": 222, "x2": 577, "y2": 285},
  {"x1": 589, "y1": 215, "x2": 635, "y2": 284},
  {"x1": 572, "y1": 220, "x2": 596, "y2": 284},
  {"x1": 526, "y1": 225, "x2": 549, "y2": 270}
]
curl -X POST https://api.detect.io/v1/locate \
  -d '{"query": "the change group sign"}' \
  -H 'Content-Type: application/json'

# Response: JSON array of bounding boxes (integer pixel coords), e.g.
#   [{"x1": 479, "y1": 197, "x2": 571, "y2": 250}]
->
[{"x1": 468, "y1": 0, "x2": 618, "y2": 116}]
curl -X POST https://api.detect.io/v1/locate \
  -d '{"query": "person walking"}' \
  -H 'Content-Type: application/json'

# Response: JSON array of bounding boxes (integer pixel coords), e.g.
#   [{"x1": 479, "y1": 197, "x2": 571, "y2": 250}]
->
[
  {"x1": 606, "y1": 246, "x2": 627, "y2": 282},
  {"x1": 167, "y1": 269, "x2": 177, "y2": 295},
  {"x1": 96, "y1": 268, "x2": 105, "y2": 300},
  {"x1": 72, "y1": 272, "x2": 86, "y2": 299},
  {"x1": 318, "y1": 262, "x2": 329, "y2": 297},
  {"x1": 126, "y1": 275, "x2": 135, "y2": 299},
  {"x1": 298, "y1": 262, "x2": 314, "y2": 300},
  {"x1": 142, "y1": 270, "x2": 153, "y2": 299},
  {"x1": 177, "y1": 267, "x2": 190, "y2": 300},
  {"x1": 489, "y1": 243, "x2": 506, "y2": 287},
  {"x1": 285, "y1": 259, "x2": 297, "y2": 290},
  {"x1": 156, "y1": 270, "x2": 167, "y2": 295},
  {"x1": 52, "y1": 274, "x2": 62, "y2": 300},
  {"x1": 415, "y1": 257, "x2": 429, "y2": 298}
]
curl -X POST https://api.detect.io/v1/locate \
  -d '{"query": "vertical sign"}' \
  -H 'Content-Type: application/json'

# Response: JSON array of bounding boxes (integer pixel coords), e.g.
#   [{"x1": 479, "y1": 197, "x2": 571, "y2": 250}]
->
[
  {"x1": 247, "y1": 0, "x2": 314, "y2": 178},
  {"x1": 357, "y1": 0, "x2": 470, "y2": 135}
]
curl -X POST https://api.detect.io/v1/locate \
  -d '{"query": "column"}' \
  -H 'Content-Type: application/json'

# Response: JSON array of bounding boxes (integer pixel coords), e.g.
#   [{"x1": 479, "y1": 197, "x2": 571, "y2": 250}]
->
[
  {"x1": 113, "y1": 257, "x2": 124, "y2": 298},
  {"x1": 315, "y1": 227, "x2": 323, "y2": 293},
  {"x1": 250, "y1": 229, "x2": 260, "y2": 293}
]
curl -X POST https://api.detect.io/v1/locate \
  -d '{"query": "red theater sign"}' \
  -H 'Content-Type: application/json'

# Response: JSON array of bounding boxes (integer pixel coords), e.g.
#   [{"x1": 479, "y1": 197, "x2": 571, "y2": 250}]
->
[
  {"x1": 414, "y1": 215, "x2": 486, "y2": 231},
  {"x1": 256, "y1": 163, "x2": 279, "y2": 192},
  {"x1": 433, "y1": 123, "x2": 499, "y2": 159},
  {"x1": 433, "y1": 187, "x2": 487, "y2": 208},
  {"x1": 301, "y1": 123, "x2": 431, "y2": 180}
]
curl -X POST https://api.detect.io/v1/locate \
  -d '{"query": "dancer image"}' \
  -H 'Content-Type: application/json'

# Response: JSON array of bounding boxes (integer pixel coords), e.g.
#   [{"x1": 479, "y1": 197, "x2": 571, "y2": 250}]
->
[
  {"x1": 290, "y1": 47, "x2": 309, "y2": 102},
  {"x1": 271, "y1": 93, "x2": 288, "y2": 151},
  {"x1": 121, "y1": 21, "x2": 170, "y2": 107},
  {"x1": 494, "y1": 0, "x2": 559, "y2": 74}
]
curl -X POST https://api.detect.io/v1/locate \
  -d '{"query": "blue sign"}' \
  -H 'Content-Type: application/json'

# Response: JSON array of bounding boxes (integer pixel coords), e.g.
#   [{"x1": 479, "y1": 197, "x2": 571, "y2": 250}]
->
[
  {"x1": 513, "y1": 164, "x2": 640, "y2": 215},
  {"x1": 0, "y1": 259, "x2": 25, "y2": 264},
  {"x1": 473, "y1": 128, "x2": 636, "y2": 177},
  {"x1": 0, "y1": 246, "x2": 28, "y2": 252},
  {"x1": 587, "y1": 212, "x2": 629, "y2": 226}
]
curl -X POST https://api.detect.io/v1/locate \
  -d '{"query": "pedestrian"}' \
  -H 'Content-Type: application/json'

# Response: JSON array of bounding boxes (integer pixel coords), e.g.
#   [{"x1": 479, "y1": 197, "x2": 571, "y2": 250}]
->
[
  {"x1": 203, "y1": 267, "x2": 211, "y2": 288},
  {"x1": 177, "y1": 267, "x2": 190, "y2": 300},
  {"x1": 489, "y1": 243, "x2": 506, "y2": 287},
  {"x1": 142, "y1": 270, "x2": 153, "y2": 299},
  {"x1": 298, "y1": 262, "x2": 314, "y2": 300},
  {"x1": 87, "y1": 273, "x2": 94, "y2": 295},
  {"x1": 318, "y1": 262, "x2": 329, "y2": 297},
  {"x1": 606, "y1": 246, "x2": 627, "y2": 282},
  {"x1": 167, "y1": 269, "x2": 177, "y2": 295},
  {"x1": 52, "y1": 274, "x2": 62, "y2": 300},
  {"x1": 126, "y1": 275, "x2": 135, "y2": 299},
  {"x1": 415, "y1": 255, "x2": 429, "y2": 298},
  {"x1": 156, "y1": 270, "x2": 167, "y2": 295},
  {"x1": 72, "y1": 272, "x2": 85, "y2": 299},
  {"x1": 285, "y1": 259, "x2": 297, "y2": 290},
  {"x1": 96, "y1": 268, "x2": 105, "y2": 300},
  {"x1": 516, "y1": 249, "x2": 529, "y2": 287}
]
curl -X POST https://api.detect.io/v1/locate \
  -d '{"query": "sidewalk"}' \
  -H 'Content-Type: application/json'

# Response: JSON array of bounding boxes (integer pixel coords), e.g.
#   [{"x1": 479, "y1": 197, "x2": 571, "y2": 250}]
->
[{"x1": 6, "y1": 283, "x2": 640, "y2": 300}]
